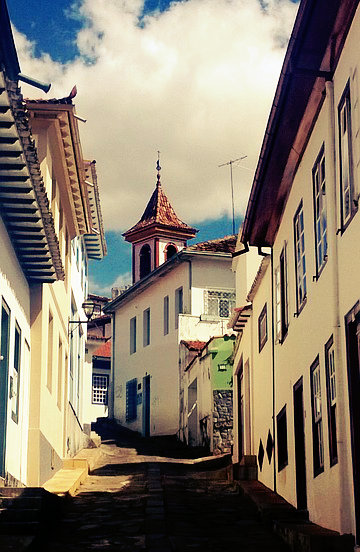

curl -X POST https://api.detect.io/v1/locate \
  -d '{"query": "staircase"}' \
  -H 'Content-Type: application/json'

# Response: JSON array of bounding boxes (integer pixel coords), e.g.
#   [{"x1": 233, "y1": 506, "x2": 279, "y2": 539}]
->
[{"x1": 0, "y1": 487, "x2": 63, "y2": 551}]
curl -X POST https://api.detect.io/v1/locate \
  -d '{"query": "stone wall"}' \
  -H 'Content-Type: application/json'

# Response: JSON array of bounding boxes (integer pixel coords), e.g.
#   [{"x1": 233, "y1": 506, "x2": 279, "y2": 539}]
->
[{"x1": 212, "y1": 390, "x2": 233, "y2": 454}]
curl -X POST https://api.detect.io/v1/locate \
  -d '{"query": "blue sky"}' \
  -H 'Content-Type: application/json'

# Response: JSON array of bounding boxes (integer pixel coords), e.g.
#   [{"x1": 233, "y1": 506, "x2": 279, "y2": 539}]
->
[{"x1": 9, "y1": 0, "x2": 298, "y2": 296}]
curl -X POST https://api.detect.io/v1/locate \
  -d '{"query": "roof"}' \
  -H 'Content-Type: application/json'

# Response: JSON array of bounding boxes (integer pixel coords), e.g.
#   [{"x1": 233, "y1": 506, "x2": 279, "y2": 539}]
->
[
  {"x1": 93, "y1": 340, "x2": 111, "y2": 358},
  {"x1": 123, "y1": 176, "x2": 197, "y2": 242},
  {"x1": 0, "y1": 0, "x2": 20, "y2": 81},
  {"x1": 0, "y1": 71, "x2": 64, "y2": 282},
  {"x1": 103, "y1": 235, "x2": 234, "y2": 313},
  {"x1": 186, "y1": 235, "x2": 237, "y2": 254},
  {"x1": 181, "y1": 340, "x2": 207, "y2": 352},
  {"x1": 247, "y1": 256, "x2": 271, "y2": 302},
  {"x1": 241, "y1": 0, "x2": 358, "y2": 247}
]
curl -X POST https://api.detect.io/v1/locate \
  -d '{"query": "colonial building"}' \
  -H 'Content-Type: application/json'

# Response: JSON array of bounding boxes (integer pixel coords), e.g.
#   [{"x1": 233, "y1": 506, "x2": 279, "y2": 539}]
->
[
  {"x1": 231, "y1": 0, "x2": 360, "y2": 543},
  {"x1": 104, "y1": 167, "x2": 236, "y2": 437},
  {"x1": 179, "y1": 335, "x2": 235, "y2": 455},
  {"x1": 0, "y1": 0, "x2": 107, "y2": 486}
]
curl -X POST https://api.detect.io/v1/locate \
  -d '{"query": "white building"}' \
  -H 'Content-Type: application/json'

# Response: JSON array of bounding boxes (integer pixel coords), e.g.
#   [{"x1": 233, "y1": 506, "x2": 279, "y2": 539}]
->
[
  {"x1": 104, "y1": 167, "x2": 236, "y2": 437},
  {"x1": 231, "y1": 0, "x2": 360, "y2": 544}
]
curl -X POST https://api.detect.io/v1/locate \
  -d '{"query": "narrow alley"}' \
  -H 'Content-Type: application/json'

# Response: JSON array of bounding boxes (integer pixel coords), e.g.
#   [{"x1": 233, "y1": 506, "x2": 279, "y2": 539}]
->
[{"x1": 42, "y1": 423, "x2": 290, "y2": 552}]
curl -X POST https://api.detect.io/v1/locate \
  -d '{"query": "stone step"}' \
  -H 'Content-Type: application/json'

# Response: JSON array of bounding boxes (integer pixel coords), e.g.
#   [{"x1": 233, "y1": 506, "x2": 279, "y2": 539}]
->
[
  {"x1": 0, "y1": 496, "x2": 42, "y2": 509},
  {"x1": 0, "y1": 521, "x2": 41, "y2": 535},
  {"x1": 0, "y1": 508, "x2": 40, "y2": 522},
  {"x1": 0, "y1": 534, "x2": 36, "y2": 552}
]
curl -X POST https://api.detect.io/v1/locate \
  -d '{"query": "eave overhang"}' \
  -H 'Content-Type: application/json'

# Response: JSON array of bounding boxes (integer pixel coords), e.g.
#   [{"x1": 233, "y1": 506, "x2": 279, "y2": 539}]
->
[
  {"x1": 242, "y1": 0, "x2": 359, "y2": 247},
  {"x1": 227, "y1": 304, "x2": 252, "y2": 332},
  {"x1": 123, "y1": 222, "x2": 197, "y2": 244},
  {"x1": 0, "y1": 72, "x2": 64, "y2": 283},
  {"x1": 26, "y1": 101, "x2": 92, "y2": 238},
  {"x1": 83, "y1": 160, "x2": 107, "y2": 260}
]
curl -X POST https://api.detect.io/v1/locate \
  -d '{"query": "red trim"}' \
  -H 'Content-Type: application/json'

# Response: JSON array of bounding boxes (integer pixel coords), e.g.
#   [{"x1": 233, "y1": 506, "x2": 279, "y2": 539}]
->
[{"x1": 155, "y1": 238, "x2": 159, "y2": 268}]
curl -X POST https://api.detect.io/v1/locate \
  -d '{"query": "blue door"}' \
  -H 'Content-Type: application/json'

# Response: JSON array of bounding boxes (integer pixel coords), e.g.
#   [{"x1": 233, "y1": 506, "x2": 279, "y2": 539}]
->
[
  {"x1": 142, "y1": 375, "x2": 150, "y2": 437},
  {"x1": 0, "y1": 302, "x2": 10, "y2": 477}
]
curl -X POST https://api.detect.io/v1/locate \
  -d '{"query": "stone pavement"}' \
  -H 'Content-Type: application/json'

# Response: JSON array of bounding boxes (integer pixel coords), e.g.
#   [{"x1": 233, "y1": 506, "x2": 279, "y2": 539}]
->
[{"x1": 41, "y1": 424, "x2": 290, "y2": 552}]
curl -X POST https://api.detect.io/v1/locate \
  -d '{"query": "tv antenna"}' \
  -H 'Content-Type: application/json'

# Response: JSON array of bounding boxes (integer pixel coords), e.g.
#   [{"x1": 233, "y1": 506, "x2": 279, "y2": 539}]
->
[{"x1": 218, "y1": 155, "x2": 247, "y2": 234}]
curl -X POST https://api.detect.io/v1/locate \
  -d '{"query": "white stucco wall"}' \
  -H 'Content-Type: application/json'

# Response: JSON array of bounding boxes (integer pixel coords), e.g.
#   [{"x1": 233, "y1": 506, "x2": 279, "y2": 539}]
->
[
  {"x1": 112, "y1": 254, "x2": 235, "y2": 437},
  {"x1": 0, "y1": 216, "x2": 31, "y2": 485}
]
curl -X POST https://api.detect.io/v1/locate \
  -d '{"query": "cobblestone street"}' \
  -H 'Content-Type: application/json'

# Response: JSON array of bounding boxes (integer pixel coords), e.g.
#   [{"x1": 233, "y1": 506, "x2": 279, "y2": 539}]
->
[{"x1": 43, "y1": 427, "x2": 290, "y2": 552}]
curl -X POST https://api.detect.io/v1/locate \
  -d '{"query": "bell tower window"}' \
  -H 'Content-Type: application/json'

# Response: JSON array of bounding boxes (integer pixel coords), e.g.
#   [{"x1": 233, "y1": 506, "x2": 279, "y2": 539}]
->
[
  {"x1": 165, "y1": 243, "x2": 177, "y2": 261},
  {"x1": 140, "y1": 244, "x2": 151, "y2": 279}
]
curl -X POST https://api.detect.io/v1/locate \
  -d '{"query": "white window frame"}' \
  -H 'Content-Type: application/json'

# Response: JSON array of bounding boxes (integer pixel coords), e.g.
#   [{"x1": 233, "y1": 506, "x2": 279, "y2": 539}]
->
[
  {"x1": 275, "y1": 245, "x2": 289, "y2": 342},
  {"x1": 294, "y1": 202, "x2": 307, "y2": 312},
  {"x1": 175, "y1": 287, "x2": 183, "y2": 330},
  {"x1": 338, "y1": 82, "x2": 356, "y2": 228},
  {"x1": 312, "y1": 147, "x2": 328, "y2": 275},
  {"x1": 311, "y1": 359, "x2": 324, "y2": 476},
  {"x1": 92, "y1": 374, "x2": 109, "y2": 405}
]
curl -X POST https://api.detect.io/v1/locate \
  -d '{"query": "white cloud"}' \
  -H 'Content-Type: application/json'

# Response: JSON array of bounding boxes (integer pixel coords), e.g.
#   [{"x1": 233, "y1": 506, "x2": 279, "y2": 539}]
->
[
  {"x1": 89, "y1": 271, "x2": 132, "y2": 296},
  {"x1": 13, "y1": 0, "x2": 298, "y2": 232}
]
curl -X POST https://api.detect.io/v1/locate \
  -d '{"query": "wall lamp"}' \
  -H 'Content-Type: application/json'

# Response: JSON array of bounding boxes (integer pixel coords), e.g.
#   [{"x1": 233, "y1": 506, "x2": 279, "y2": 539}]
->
[{"x1": 68, "y1": 300, "x2": 101, "y2": 335}]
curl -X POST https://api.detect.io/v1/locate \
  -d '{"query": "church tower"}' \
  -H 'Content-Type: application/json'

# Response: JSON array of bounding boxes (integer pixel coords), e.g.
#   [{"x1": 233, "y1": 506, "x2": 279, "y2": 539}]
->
[{"x1": 123, "y1": 158, "x2": 198, "y2": 284}]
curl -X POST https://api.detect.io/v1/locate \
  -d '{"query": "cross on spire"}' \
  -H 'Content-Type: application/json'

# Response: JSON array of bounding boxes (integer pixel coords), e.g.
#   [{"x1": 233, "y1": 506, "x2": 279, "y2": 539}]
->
[{"x1": 156, "y1": 150, "x2": 161, "y2": 186}]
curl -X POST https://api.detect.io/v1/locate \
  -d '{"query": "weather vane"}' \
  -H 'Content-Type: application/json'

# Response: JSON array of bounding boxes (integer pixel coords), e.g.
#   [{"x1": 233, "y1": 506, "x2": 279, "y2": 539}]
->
[{"x1": 156, "y1": 150, "x2": 161, "y2": 185}]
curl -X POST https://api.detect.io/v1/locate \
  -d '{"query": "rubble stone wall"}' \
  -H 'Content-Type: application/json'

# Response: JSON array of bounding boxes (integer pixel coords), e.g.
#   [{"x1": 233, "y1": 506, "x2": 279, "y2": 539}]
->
[{"x1": 212, "y1": 390, "x2": 233, "y2": 454}]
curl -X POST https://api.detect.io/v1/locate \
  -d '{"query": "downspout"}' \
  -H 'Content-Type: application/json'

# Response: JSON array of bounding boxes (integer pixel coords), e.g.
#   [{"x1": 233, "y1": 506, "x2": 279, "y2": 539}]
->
[
  {"x1": 110, "y1": 313, "x2": 115, "y2": 419},
  {"x1": 325, "y1": 79, "x2": 347, "y2": 529},
  {"x1": 270, "y1": 247, "x2": 277, "y2": 492}
]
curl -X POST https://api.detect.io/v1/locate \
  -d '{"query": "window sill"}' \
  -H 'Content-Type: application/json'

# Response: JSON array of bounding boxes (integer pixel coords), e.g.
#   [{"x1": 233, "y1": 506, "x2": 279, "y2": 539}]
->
[
  {"x1": 294, "y1": 297, "x2": 307, "y2": 318},
  {"x1": 200, "y1": 314, "x2": 227, "y2": 322},
  {"x1": 340, "y1": 204, "x2": 358, "y2": 235},
  {"x1": 313, "y1": 465, "x2": 324, "y2": 479},
  {"x1": 313, "y1": 258, "x2": 328, "y2": 282}
]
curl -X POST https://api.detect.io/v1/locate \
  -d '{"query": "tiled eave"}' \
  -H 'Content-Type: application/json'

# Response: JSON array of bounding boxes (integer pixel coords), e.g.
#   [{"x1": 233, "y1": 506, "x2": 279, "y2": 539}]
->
[
  {"x1": 83, "y1": 160, "x2": 107, "y2": 260},
  {"x1": 26, "y1": 101, "x2": 91, "y2": 238},
  {"x1": 0, "y1": 73, "x2": 64, "y2": 283},
  {"x1": 228, "y1": 305, "x2": 252, "y2": 332}
]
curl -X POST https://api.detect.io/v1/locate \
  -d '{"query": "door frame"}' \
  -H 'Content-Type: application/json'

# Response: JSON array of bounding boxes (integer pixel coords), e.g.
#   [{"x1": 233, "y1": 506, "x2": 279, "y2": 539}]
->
[
  {"x1": 345, "y1": 301, "x2": 360, "y2": 543},
  {"x1": 293, "y1": 376, "x2": 307, "y2": 511},
  {"x1": 0, "y1": 300, "x2": 11, "y2": 478}
]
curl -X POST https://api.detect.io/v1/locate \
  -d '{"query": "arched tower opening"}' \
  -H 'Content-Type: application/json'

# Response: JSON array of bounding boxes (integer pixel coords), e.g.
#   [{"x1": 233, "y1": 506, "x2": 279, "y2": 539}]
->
[{"x1": 140, "y1": 244, "x2": 151, "y2": 279}]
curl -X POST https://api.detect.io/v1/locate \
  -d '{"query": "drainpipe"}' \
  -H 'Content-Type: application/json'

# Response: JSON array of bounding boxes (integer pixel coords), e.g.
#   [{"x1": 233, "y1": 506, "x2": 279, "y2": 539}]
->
[
  {"x1": 325, "y1": 79, "x2": 347, "y2": 531},
  {"x1": 270, "y1": 247, "x2": 277, "y2": 492},
  {"x1": 109, "y1": 313, "x2": 115, "y2": 419}
]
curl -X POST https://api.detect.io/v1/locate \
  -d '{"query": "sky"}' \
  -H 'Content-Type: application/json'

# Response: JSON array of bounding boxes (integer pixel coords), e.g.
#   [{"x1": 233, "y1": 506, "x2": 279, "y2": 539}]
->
[{"x1": 7, "y1": 0, "x2": 299, "y2": 296}]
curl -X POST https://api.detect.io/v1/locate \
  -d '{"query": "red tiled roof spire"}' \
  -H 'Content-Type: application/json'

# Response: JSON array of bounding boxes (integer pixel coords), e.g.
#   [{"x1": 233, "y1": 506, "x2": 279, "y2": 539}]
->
[{"x1": 123, "y1": 156, "x2": 198, "y2": 243}]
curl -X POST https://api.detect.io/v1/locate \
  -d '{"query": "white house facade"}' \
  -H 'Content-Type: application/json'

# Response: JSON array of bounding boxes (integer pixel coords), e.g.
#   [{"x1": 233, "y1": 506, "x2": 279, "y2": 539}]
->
[{"x1": 231, "y1": 0, "x2": 360, "y2": 544}]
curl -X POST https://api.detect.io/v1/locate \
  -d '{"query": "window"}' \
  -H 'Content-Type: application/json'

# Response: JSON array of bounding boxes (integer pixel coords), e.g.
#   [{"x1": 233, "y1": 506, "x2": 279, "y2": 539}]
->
[
  {"x1": 164, "y1": 295, "x2": 169, "y2": 335},
  {"x1": 310, "y1": 358, "x2": 324, "y2": 476},
  {"x1": 57, "y1": 338, "x2": 63, "y2": 410},
  {"x1": 143, "y1": 308, "x2": 150, "y2": 347},
  {"x1": 130, "y1": 316, "x2": 137, "y2": 354},
  {"x1": 312, "y1": 147, "x2": 328, "y2": 275},
  {"x1": 140, "y1": 244, "x2": 151, "y2": 279},
  {"x1": 11, "y1": 322, "x2": 21, "y2": 424},
  {"x1": 175, "y1": 287, "x2": 183, "y2": 330},
  {"x1": 275, "y1": 245, "x2": 289, "y2": 341},
  {"x1": 294, "y1": 202, "x2": 307, "y2": 311},
  {"x1": 325, "y1": 336, "x2": 338, "y2": 466},
  {"x1": 47, "y1": 311, "x2": 53, "y2": 392},
  {"x1": 203, "y1": 290, "x2": 236, "y2": 318},
  {"x1": 258, "y1": 304, "x2": 267, "y2": 352},
  {"x1": 92, "y1": 374, "x2": 109, "y2": 405},
  {"x1": 277, "y1": 406, "x2": 288, "y2": 471},
  {"x1": 339, "y1": 82, "x2": 356, "y2": 228},
  {"x1": 126, "y1": 378, "x2": 137, "y2": 421}
]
